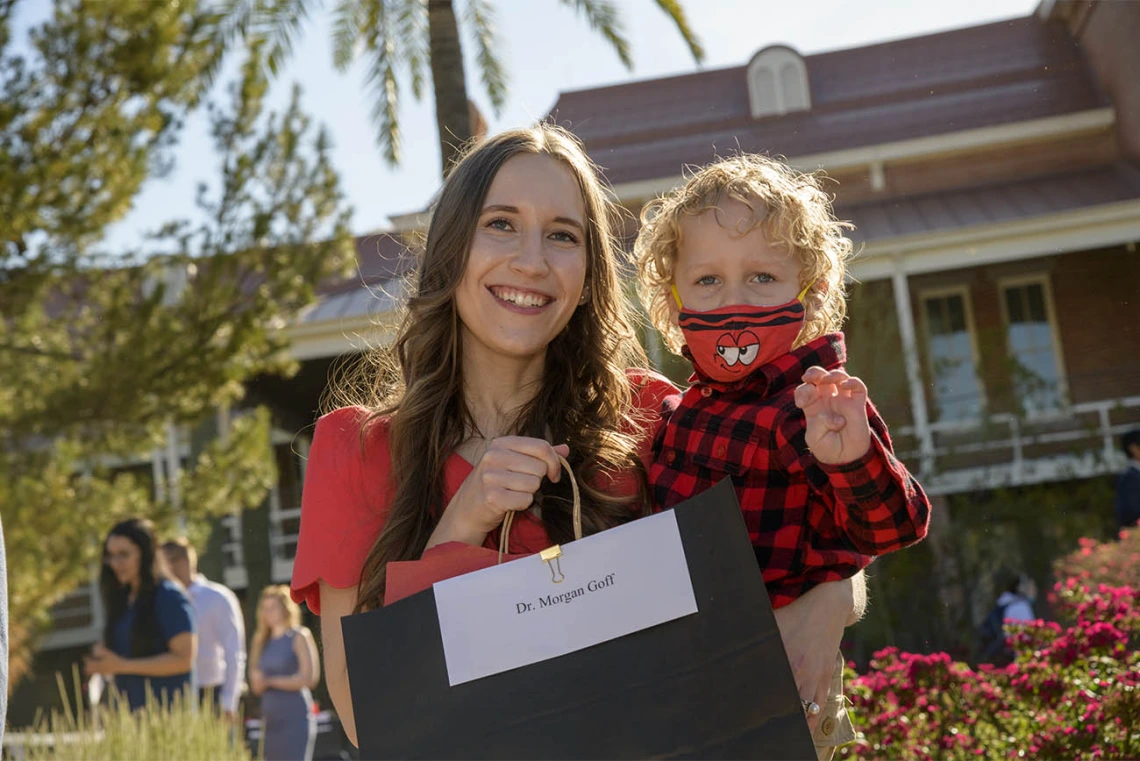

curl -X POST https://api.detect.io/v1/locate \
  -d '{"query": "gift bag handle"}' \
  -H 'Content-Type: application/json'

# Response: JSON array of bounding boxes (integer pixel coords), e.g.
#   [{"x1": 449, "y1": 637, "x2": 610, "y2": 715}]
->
[{"x1": 498, "y1": 453, "x2": 580, "y2": 564}]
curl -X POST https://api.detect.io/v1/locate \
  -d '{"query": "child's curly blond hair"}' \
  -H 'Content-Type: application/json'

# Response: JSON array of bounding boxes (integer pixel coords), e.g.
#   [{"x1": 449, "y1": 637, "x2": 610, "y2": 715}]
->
[{"x1": 634, "y1": 154, "x2": 855, "y2": 354}]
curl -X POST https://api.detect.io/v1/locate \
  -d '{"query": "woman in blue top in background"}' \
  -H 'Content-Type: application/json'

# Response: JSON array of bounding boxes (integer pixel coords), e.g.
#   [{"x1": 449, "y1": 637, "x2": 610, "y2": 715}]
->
[{"x1": 84, "y1": 517, "x2": 196, "y2": 711}]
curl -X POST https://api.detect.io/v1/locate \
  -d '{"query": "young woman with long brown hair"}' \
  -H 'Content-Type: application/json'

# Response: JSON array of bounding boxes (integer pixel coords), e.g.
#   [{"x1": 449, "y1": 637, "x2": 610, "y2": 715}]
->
[
  {"x1": 290, "y1": 124, "x2": 864, "y2": 747},
  {"x1": 84, "y1": 517, "x2": 196, "y2": 712},
  {"x1": 249, "y1": 585, "x2": 319, "y2": 761}
]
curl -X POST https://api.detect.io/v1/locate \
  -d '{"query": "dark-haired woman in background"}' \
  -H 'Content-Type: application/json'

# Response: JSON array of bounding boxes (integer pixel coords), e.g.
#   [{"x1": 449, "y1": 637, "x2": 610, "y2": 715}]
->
[{"x1": 84, "y1": 517, "x2": 196, "y2": 711}]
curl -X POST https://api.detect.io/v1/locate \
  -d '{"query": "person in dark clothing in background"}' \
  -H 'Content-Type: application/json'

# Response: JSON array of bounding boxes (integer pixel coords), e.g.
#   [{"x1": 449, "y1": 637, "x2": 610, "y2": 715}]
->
[
  {"x1": 1116, "y1": 429, "x2": 1140, "y2": 534},
  {"x1": 84, "y1": 518, "x2": 196, "y2": 711}
]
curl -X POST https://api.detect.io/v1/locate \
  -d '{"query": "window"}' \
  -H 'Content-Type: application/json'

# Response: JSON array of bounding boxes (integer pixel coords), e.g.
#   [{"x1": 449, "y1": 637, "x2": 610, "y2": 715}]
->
[
  {"x1": 220, "y1": 512, "x2": 248, "y2": 590},
  {"x1": 40, "y1": 572, "x2": 103, "y2": 650},
  {"x1": 269, "y1": 432, "x2": 309, "y2": 582},
  {"x1": 920, "y1": 287, "x2": 985, "y2": 421},
  {"x1": 1000, "y1": 276, "x2": 1066, "y2": 415},
  {"x1": 747, "y1": 46, "x2": 811, "y2": 119}
]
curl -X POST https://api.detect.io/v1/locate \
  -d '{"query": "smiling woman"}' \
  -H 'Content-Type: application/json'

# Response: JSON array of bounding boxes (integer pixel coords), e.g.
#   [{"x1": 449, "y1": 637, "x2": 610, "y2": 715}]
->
[
  {"x1": 288, "y1": 124, "x2": 677, "y2": 746},
  {"x1": 454, "y1": 152, "x2": 588, "y2": 367}
]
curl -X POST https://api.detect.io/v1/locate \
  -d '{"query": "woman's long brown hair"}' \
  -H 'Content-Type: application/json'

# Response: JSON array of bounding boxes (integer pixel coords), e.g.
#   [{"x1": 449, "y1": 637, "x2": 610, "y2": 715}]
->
[
  {"x1": 250, "y1": 584, "x2": 303, "y2": 673},
  {"x1": 331, "y1": 125, "x2": 651, "y2": 613}
]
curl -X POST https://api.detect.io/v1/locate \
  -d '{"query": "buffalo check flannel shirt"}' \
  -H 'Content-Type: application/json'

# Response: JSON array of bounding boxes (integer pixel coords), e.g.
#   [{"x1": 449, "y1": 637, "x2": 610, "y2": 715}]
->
[{"x1": 650, "y1": 333, "x2": 932, "y2": 609}]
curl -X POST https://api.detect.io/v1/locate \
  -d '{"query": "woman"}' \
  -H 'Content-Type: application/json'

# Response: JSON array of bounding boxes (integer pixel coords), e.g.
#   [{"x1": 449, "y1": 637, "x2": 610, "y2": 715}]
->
[
  {"x1": 290, "y1": 124, "x2": 863, "y2": 747},
  {"x1": 249, "y1": 585, "x2": 319, "y2": 761},
  {"x1": 84, "y1": 517, "x2": 195, "y2": 711}
]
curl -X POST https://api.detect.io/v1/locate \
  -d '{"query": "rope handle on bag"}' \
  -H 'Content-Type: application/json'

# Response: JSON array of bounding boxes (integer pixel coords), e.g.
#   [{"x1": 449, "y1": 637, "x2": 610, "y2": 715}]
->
[{"x1": 497, "y1": 453, "x2": 580, "y2": 563}]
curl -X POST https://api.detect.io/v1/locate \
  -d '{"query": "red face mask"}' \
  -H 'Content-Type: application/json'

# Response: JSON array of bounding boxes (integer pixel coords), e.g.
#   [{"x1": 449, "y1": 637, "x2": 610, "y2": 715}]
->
[{"x1": 675, "y1": 285, "x2": 808, "y2": 383}]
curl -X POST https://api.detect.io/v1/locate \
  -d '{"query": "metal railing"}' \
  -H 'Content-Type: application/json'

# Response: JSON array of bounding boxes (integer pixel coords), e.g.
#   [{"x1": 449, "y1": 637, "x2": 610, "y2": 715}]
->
[{"x1": 897, "y1": 395, "x2": 1140, "y2": 494}]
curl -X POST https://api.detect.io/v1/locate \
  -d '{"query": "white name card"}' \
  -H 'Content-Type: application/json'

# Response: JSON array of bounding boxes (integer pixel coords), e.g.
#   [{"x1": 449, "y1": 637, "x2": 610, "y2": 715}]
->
[{"x1": 433, "y1": 510, "x2": 698, "y2": 686}]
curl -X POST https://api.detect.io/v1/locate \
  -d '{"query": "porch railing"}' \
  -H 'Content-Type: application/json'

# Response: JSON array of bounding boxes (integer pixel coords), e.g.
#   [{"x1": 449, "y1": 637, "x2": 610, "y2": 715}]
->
[{"x1": 896, "y1": 395, "x2": 1140, "y2": 494}]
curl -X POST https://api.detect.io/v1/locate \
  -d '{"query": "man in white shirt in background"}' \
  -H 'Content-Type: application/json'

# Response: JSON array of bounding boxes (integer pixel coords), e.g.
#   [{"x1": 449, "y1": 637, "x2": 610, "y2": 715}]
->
[{"x1": 162, "y1": 537, "x2": 247, "y2": 720}]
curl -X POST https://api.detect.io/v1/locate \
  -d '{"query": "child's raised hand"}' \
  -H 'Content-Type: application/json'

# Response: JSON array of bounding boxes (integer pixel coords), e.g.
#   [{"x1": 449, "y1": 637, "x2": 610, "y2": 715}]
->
[{"x1": 794, "y1": 367, "x2": 871, "y2": 465}]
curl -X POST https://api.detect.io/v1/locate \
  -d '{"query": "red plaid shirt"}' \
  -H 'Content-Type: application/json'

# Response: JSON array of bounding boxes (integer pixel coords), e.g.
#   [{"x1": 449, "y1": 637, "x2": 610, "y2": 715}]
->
[{"x1": 650, "y1": 333, "x2": 931, "y2": 609}]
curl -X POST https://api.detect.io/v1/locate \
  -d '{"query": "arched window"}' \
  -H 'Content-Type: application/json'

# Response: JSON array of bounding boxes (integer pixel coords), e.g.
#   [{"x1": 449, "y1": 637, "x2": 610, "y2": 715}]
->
[{"x1": 747, "y1": 46, "x2": 811, "y2": 118}]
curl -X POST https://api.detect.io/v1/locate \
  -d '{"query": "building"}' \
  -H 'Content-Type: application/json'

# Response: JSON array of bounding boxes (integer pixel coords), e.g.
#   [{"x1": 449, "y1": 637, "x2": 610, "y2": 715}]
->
[{"x1": 19, "y1": 0, "x2": 1140, "y2": 717}]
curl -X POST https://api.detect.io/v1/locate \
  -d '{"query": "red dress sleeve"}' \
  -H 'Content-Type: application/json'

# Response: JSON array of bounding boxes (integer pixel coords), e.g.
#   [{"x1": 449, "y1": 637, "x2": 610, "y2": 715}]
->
[
  {"x1": 625, "y1": 368, "x2": 681, "y2": 468},
  {"x1": 384, "y1": 543, "x2": 529, "y2": 606},
  {"x1": 290, "y1": 406, "x2": 390, "y2": 615}
]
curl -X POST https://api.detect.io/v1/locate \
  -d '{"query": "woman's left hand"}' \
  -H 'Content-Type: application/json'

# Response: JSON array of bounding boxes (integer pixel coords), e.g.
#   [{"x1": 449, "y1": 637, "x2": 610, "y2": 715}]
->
[
  {"x1": 772, "y1": 577, "x2": 854, "y2": 730},
  {"x1": 83, "y1": 642, "x2": 124, "y2": 677}
]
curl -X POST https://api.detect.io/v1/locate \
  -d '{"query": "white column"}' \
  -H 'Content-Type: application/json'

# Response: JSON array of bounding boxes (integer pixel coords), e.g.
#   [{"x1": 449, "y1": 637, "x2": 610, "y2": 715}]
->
[
  {"x1": 152, "y1": 447, "x2": 167, "y2": 503},
  {"x1": 165, "y1": 418, "x2": 185, "y2": 533},
  {"x1": 891, "y1": 261, "x2": 936, "y2": 475}
]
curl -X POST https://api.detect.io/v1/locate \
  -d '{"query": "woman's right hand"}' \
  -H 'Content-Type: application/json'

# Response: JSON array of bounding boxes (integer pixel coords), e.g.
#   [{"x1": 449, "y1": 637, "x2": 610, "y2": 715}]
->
[
  {"x1": 425, "y1": 437, "x2": 569, "y2": 551},
  {"x1": 249, "y1": 668, "x2": 266, "y2": 695}
]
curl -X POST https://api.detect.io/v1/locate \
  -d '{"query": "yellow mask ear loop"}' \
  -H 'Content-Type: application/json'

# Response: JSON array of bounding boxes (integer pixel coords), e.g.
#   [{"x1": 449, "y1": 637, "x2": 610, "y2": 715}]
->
[{"x1": 675, "y1": 281, "x2": 813, "y2": 307}]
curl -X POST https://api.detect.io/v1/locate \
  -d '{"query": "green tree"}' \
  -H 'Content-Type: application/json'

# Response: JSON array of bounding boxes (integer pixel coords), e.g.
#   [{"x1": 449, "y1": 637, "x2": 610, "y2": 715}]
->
[
  {"x1": 1, "y1": 0, "x2": 353, "y2": 686},
  {"x1": 232, "y1": 0, "x2": 705, "y2": 173}
]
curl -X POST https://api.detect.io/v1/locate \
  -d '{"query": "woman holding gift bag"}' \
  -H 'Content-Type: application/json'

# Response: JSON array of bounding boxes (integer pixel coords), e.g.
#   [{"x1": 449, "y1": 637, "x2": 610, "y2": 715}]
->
[{"x1": 290, "y1": 124, "x2": 864, "y2": 747}]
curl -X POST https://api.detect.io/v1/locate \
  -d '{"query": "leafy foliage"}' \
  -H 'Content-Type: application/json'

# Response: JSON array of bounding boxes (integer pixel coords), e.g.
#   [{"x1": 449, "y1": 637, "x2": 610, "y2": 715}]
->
[
  {"x1": 1, "y1": 1, "x2": 353, "y2": 685},
  {"x1": 843, "y1": 529, "x2": 1140, "y2": 760},
  {"x1": 237, "y1": 0, "x2": 705, "y2": 169}
]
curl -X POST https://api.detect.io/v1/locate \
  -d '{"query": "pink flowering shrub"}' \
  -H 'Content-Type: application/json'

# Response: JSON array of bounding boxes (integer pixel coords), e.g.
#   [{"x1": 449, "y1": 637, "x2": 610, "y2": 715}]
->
[{"x1": 841, "y1": 530, "x2": 1140, "y2": 760}]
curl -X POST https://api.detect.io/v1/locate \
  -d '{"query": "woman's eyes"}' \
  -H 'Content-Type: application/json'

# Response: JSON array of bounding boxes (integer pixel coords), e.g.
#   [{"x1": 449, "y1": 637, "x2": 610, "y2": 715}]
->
[
  {"x1": 487, "y1": 217, "x2": 513, "y2": 231},
  {"x1": 485, "y1": 217, "x2": 579, "y2": 244},
  {"x1": 549, "y1": 230, "x2": 580, "y2": 244}
]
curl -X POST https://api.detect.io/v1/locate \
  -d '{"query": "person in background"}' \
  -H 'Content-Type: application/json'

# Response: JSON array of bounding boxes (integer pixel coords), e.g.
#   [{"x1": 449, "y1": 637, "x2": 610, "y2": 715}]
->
[
  {"x1": 84, "y1": 518, "x2": 196, "y2": 711},
  {"x1": 161, "y1": 537, "x2": 247, "y2": 720},
  {"x1": 250, "y1": 585, "x2": 319, "y2": 761},
  {"x1": 1115, "y1": 428, "x2": 1140, "y2": 533},
  {"x1": 978, "y1": 570, "x2": 1036, "y2": 665}
]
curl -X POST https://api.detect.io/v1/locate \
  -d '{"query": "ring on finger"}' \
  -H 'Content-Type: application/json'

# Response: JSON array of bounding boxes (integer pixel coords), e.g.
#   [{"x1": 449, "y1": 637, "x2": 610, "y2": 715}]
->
[{"x1": 801, "y1": 699, "x2": 821, "y2": 716}]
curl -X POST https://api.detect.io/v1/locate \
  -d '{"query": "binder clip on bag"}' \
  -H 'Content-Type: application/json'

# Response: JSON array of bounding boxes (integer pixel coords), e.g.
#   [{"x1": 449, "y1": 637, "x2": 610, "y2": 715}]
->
[{"x1": 497, "y1": 454, "x2": 580, "y2": 585}]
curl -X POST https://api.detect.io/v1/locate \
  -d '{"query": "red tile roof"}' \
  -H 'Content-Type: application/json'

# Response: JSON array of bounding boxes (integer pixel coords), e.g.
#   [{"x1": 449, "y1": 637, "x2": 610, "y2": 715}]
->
[
  {"x1": 549, "y1": 16, "x2": 1109, "y2": 186},
  {"x1": 840, "y1": 162, "x2": 1140, "y2": 244},
  {"x1": 315, "y1": 231, "x2": 416, "y2": 298}
]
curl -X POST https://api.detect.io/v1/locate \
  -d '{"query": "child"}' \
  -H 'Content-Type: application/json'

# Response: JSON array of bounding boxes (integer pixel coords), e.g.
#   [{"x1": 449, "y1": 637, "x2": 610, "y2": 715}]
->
[{"x1": 633, "y1": 155, "x2": 932, "y2": 761}]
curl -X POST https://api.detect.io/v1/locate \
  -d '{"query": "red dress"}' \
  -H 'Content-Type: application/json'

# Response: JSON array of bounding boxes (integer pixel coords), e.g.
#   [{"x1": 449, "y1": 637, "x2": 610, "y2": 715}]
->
[{"x1": 290, "y1": 370, "x2": 677, "y2": 614}]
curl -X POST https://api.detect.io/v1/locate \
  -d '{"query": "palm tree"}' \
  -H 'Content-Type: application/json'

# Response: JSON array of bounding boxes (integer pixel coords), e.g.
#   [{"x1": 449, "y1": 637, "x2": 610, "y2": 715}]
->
[{"x1": 229, "y1": 0, "x2": 704, "y2": 175}]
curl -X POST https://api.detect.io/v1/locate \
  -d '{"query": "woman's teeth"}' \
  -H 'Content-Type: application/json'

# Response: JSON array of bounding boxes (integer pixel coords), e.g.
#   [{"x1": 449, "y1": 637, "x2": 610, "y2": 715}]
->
[{"x1": 492, "y1": 288, "x2": 550, "y2": 308}]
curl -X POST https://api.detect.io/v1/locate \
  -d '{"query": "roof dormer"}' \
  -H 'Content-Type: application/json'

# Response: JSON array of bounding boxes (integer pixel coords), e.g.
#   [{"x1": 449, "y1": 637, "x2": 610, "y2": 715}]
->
[{"x1": 747, "y1": 45, "x2": 811, "y2": 119}]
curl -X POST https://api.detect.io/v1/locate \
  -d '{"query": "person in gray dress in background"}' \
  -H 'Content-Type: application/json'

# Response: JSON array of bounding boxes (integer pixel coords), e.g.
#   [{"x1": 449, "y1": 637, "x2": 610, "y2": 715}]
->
[{"x1": 249, "y1": 585, "x2": 319, "y2": 761}]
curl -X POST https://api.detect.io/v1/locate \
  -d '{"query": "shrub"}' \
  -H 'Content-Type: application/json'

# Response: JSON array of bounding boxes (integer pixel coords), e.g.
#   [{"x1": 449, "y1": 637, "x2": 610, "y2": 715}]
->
[
  {"x1": 8, "y1": 670, "x2": 250, "y2": 761},
  {"x1": 841, "y1": 530, "x2": 1140, "y2": 760}
]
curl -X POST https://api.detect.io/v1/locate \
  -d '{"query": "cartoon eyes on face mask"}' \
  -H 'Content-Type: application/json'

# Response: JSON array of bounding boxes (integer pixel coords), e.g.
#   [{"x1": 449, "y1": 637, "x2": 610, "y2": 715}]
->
[
  {"x1": 717, "y1": 343, "x2": 740, "y2": 366},
  {"x1": 737, "y1": 332, "x2": 759, "y2": 365},
  {"x1": 715, "y1": 331, "x2": 761, "y2": 367}
]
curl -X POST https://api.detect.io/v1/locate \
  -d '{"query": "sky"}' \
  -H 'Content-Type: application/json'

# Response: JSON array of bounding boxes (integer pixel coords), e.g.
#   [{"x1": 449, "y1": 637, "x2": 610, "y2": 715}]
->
[{"x1": 80, "y1": 0, "x2": 1039, "y2": 251}]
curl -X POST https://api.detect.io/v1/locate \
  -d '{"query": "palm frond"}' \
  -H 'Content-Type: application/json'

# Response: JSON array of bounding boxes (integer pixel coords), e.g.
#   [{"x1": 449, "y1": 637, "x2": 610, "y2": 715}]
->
[
  {"x1": 465, "y1": 0, "x2": 507, "y2": 115},
  {"x1": 558, "y1": 0, "x2": 631, "y2": 70},
  {"x1": 649, "y1": 0, "x2": 704, "y2": 64},
  {"x1": 199, "y1": 0, "x2": 258, "y2": 90},
  {"x1": 397, "y1": 0, "x2": 430, "y2": 100},
  {"x1": 257, "y1": 0, "x2": 321, "y2": 77},
  {"x1": 362, "y1": 2, "x2": 401, "y2": 165},
  {"x1": 331, "y1": 0, "x2": 369, "y2": 71}
]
